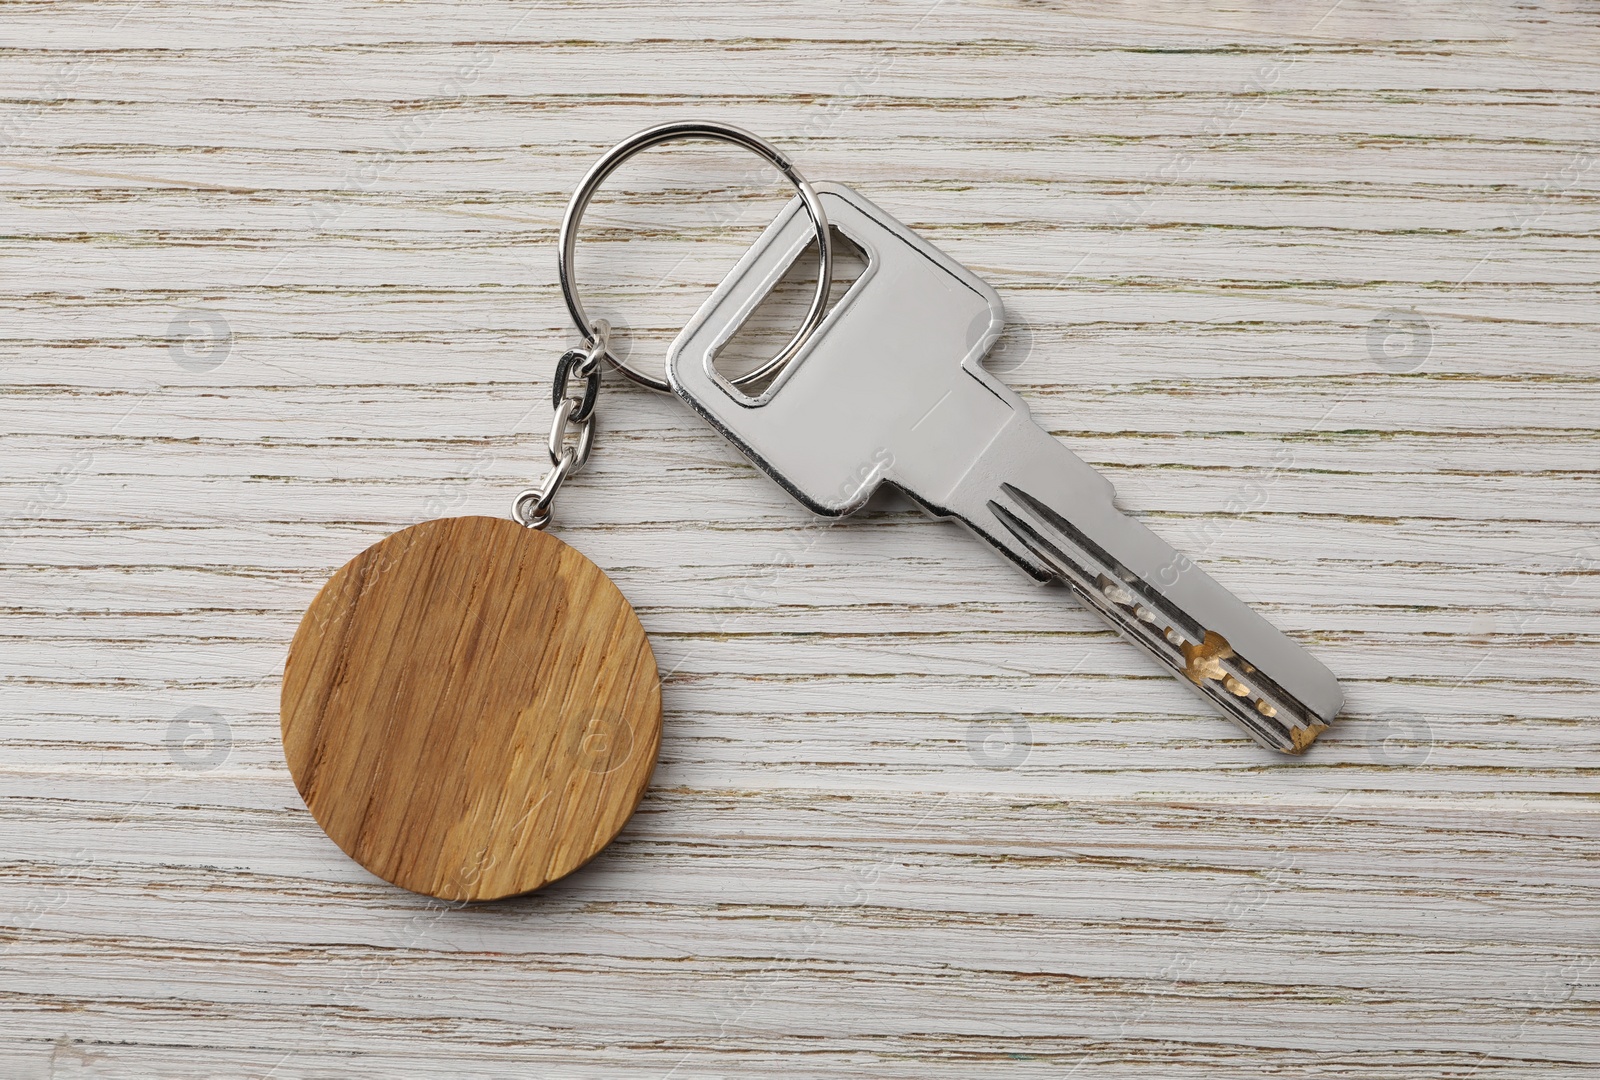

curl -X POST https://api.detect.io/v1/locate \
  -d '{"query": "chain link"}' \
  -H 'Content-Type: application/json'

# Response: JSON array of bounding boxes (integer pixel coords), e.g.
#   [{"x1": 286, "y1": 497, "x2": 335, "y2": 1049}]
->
[{"x1": 514, "y1": 320, "x2": 608, "y2": 530}]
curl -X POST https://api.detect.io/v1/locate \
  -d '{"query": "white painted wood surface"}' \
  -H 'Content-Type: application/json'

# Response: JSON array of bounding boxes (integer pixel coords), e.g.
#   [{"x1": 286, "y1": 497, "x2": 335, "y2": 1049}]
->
[{"x1": 3, "y1": 1, "x2": 1598, "y2": 1075}]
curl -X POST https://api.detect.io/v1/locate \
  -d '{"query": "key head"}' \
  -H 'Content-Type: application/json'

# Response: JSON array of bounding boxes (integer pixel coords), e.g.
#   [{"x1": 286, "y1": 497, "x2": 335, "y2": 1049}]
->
[{"x1": 668, "y1": 183, "x2": 1009, "y2": 515}]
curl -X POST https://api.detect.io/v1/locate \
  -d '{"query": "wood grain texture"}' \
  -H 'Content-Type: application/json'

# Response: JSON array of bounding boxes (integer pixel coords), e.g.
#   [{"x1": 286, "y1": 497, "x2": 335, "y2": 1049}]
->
[
  {"x1": 1, "y1": 1, "x2": 1598, "y2": 1076},
  {"x1": 281, "y1": 515, "x2": 661, "y2": 902}
]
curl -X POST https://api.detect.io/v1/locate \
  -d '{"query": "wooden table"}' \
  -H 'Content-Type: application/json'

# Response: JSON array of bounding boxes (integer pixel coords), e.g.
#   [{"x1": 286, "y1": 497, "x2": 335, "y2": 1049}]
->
[{"x1": 3, "y1": 2, "x2": 1596, "y2": 1075}]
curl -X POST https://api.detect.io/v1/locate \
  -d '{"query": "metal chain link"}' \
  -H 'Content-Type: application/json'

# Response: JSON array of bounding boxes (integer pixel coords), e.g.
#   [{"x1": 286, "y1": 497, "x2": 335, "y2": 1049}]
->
[{"x1": 513, "y1": 320, "x2": 609, "y2": 530}]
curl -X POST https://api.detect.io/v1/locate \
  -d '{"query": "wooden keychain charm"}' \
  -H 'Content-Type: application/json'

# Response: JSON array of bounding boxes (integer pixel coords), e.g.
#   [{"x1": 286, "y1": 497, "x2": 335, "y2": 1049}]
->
[
  {"x1": 281, "y1": 515, "x2": 660, "y2": 902},
  {"x1": 280, "y1": 122, "x2": 836, "y2": 901}
]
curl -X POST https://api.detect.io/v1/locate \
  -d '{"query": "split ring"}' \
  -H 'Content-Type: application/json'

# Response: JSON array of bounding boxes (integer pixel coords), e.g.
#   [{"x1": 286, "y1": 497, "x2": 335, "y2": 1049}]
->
[{"x1": 557, "y1": 120, "x2": 834, "y2": 393}]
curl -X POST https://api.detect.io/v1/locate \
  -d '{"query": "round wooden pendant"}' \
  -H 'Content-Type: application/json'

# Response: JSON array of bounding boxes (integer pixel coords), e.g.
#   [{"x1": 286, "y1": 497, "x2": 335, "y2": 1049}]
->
[{"x1": 281, "y1": 516, "x2": 661, "y2": 902}]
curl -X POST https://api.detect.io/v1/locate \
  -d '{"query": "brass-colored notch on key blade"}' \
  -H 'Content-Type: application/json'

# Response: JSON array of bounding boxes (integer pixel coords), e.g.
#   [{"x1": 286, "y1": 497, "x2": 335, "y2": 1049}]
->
[{"x1": 667, "y1": 182, "x2": 1343, "y2": 754}]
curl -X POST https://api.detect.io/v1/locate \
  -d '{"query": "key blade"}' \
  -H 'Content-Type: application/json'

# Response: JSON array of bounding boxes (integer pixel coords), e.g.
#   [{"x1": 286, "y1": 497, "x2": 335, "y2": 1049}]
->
[{"x1": 991, "y1": 486, "x2": 1342, "y2": 754}]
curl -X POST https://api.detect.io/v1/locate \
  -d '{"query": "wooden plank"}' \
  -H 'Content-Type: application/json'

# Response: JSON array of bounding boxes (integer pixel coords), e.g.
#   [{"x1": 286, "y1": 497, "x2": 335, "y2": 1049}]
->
[{"x1": 2, "y1": 0, "x2": 1597, "y2": 1075}]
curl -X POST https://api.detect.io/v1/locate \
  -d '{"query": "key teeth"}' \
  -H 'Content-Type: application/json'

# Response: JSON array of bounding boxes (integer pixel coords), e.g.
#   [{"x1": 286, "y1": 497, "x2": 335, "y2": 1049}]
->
[
  {"x1": 1285, "y1": 721, "x2": 1331, "y2": 755},
  {"x1": 989, "y1": 490, "x2": 1329, "y2": 756}
]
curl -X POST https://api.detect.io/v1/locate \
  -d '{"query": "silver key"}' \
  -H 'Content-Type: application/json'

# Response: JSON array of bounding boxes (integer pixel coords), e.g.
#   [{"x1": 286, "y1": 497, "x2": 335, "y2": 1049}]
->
[{"x1": 667, "y1": 183, "x2": 1343, "y2": 754}]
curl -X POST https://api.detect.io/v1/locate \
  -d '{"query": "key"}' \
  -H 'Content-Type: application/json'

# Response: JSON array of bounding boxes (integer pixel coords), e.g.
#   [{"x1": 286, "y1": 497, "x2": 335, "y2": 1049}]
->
[{"x1": 667, "y1": 183, "x2": 1343, "y2": 753}]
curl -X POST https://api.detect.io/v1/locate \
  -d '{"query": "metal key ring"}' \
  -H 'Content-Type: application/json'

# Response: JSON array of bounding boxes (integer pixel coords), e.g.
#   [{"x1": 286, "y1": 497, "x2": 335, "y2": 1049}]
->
[{"x1": 557, "y1": 120, "x2": 834, "y2": 393}]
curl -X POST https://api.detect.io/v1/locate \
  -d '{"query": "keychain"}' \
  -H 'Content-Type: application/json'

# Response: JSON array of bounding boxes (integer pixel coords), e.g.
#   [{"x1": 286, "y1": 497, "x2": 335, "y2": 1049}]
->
[
  {"x1": 281, "y1": 120, "x2": 1342, "y2": 904},
  {"x1": 280, "y1": 123, "x2": 833, "y2": 902}
]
